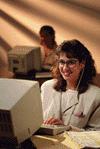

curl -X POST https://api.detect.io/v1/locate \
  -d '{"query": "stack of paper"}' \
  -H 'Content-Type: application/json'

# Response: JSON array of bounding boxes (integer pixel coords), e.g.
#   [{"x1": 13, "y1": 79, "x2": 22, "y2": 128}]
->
[{"x1": 67, "y1": 131, "x2": 100, "y2": 148}]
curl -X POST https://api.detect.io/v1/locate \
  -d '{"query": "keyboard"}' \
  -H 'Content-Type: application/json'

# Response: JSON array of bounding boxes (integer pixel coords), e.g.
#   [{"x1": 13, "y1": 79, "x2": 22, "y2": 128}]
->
[{"x1": 36, "y1": 124, "x2": 70, "y2": 135}]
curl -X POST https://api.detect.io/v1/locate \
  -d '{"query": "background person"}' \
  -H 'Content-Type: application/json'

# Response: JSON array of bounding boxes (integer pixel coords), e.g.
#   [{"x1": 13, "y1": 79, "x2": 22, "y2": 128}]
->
[
  {"x1": 0, "y1": 49, "x2": 14, "y2": 78},
  {"x1": 41, "y1": 39, "x2": 100, "y2": 130},
  {"x1": 39, "y1": 25, "x2": 58, "y2": 70}
]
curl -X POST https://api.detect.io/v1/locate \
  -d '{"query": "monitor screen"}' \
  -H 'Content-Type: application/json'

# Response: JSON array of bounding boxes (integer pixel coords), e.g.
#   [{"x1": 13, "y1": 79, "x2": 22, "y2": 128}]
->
[{"x1": 0, "y1": 78, "x2": 43, "y2": 144}]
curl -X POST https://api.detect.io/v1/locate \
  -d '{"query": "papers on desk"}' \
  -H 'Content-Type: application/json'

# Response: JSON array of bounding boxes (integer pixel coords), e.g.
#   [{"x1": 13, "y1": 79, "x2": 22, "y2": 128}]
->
[{"x1": 67, "y1": 131, "x2": 100, "y2": 148}]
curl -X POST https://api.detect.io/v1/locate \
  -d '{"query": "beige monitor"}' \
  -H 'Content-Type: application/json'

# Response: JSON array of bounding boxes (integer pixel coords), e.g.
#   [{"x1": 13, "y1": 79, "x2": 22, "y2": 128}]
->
[
  {"x1": 0, "y1": 78, "x2": 43, "y2": 144},
  {"x1": 8, "y1": 46, "x2": 42, "y2": 74}
]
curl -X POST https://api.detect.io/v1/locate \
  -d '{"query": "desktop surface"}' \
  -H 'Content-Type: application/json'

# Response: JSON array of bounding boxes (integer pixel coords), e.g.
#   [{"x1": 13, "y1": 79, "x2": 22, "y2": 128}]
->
[
  {"x1": 32, "y1": 132, "x2": 78, "y2": 149},
  {"x1": 15, "y1": 69, "x2": 52, "y2": 86},
  {"x1": 32, "y1": 131, "x2": 100, "y2": 149}
]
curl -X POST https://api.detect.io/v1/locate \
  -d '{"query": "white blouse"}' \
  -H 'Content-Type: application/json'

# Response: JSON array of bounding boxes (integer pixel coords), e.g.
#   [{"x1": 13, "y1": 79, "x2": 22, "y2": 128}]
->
[{"x1": 41, "y1": 79, "x2": 100, "y2": 129}]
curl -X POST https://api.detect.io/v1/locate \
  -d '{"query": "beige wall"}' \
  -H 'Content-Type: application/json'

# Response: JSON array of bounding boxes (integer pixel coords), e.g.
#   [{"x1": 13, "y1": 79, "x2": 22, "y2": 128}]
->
[{"x1": 0, "y1": 0, "x2": 100, "y2": 75}]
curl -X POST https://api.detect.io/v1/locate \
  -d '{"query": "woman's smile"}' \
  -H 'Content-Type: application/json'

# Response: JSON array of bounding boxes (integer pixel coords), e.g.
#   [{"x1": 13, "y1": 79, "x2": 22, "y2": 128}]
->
[{"x1": 62, "y1": 70, "x2": 72, "y2": 78}]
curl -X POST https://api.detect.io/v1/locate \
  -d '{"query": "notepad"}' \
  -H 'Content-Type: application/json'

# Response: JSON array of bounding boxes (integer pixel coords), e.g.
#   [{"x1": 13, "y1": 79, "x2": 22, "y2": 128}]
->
[{"x1": 67, "y1": 131, "x2": 100, "y2": 148}]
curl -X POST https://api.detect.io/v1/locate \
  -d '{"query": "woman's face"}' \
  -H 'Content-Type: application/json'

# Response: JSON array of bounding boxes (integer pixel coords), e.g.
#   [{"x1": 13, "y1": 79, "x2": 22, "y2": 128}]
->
[
  {"x1": 58, "y1": 53, "x2": 84, "y2": 83},
  {"x1": 40, "y1": 33, "x2": 45, "y2": 46},
  {"x1": 40, "y1": 32, "x2": 48, "y2": 43}
]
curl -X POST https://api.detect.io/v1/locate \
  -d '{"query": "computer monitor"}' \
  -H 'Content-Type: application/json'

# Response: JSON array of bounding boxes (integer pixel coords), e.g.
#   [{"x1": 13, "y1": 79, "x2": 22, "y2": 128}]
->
[
  {"x1": 8, "y1": 46, "x2": 42, "y2": 74},
  {"x1": 0, "y1": 78, "x2": 43, "y2": 144}
]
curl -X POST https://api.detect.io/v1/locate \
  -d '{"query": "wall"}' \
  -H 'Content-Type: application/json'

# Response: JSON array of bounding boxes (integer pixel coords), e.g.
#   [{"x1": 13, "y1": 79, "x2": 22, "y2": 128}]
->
[{"x1": 0, "y1": 0, "x2": 100, "y2": 76}]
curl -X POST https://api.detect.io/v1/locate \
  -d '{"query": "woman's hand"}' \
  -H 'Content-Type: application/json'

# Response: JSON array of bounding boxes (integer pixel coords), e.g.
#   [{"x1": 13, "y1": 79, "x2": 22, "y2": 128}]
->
[{"x1": 44, "y1": 117, "x2": 64, "y2": 125}]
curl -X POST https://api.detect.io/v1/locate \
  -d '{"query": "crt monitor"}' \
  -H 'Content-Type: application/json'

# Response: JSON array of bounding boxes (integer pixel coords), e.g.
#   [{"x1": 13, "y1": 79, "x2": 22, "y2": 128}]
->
[
  {"x1": 8, "y1": 46, "x2": 42, "y2": 74},
  {"x1": 0, "y1": 78, "x2": 43, "y2": 144}
]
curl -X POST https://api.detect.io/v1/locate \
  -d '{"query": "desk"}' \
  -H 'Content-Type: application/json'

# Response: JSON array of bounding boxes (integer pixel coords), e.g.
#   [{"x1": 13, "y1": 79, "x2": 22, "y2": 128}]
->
[
  {"x1": 32, "y1": 131, "x2": 100, "y2": 149},
  {"x1": 15, "y1": 70, "x2": 52, "y2": 86},
  {"x1": 15, "y1": 70, "x2": 36, "y2": 80},
  {"x1": 35, "y1": 71, "x2": 52, "y2": 86},
  {"x1": 32, "y1": 132, "x2": 80, "y2": 149}
]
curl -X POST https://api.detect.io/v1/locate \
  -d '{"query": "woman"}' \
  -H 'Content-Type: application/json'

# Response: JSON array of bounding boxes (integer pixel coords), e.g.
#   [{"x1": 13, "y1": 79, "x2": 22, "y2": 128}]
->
[
  {"x1": 41, "y1": 39, "x2": 100, "y2": 130},
  {"x1": 39, "y1": 25, "x2": 58, "y2": 70},
  {"x1": 0, "y1": 49, "x2": 14, "y2": 78}
]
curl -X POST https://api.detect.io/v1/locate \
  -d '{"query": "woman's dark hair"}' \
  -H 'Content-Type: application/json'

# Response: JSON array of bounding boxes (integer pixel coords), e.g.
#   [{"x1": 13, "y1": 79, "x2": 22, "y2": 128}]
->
[
  {"x1": 52, "y1": 39, "x2": 96, "y2": 94},
  {"x1": 39, "y1": 25, "x2": 56, "y2": 49}
]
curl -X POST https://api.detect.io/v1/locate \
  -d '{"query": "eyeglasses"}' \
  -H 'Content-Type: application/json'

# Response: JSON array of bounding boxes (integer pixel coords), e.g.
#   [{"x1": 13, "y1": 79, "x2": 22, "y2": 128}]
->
[{"x1": 58, "y1": 58, "x2": 79, "y2": 68}]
